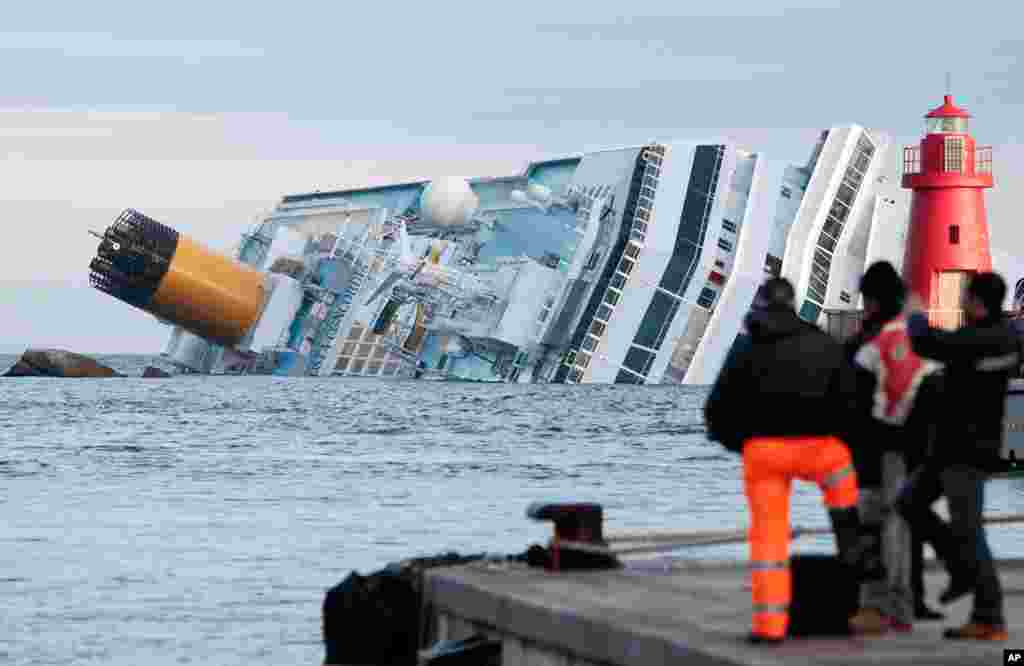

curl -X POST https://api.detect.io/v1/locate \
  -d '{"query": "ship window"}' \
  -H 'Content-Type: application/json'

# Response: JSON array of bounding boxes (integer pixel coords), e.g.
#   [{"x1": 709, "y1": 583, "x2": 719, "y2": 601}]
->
[
  {"x1": 718, "y1": 238, "x2": 733, "y2": 252},
  {"x1": 830, "y1": 199, "x2": 849, "y2": 222},
  {"x1": 623, "y1": 347, "x2": 654, "y2": 377},
  {"x1": 843, "y1": 168, "x2": 864, "y2": 190},
  {"x1": 814, "y1": 247, "x2": 832, "y2": 271},
  {"x1": 631, "y1": 230, "x2": 646, "y2": 244},
  {"x1": 643, "y1": 175, "x2": 657, "y2": 189},
  {"x1": 636, "y1": 208, "x2": 650, "y2": 221},
  {"x1": 611, "y1": 274, "x2": 627, "y2": 290},
  {"x1": 714, "y1": 259, "x2": 726, "y2": 269},
  {"x1": 633, "y1": 221, "x2": 648, "y2": 233},
  {"x1": 625, "y1": 244, "x2": 641, "y2": 259},
  {"x1": 619, "y1": 259, "x2": 635, "y2": 275},
  {"x1": 781, "y1": 186, "x2": 792, "y2": 199},
  {"x1": 812, "y1": 261, "x2": 829, "y2": 283},
  {"x1": 836, "y1": 183, "x2": 857, "y2": 207},
  {"x1": 840, "y1": 290, "x2": 852, "y2": 304},
  {"x1": 823, "y1": 217, "x2": 843, "y2": 240},
  {"x1": 856, "y1": 135, "x2": 876, "y2": 156},
  {"x1": 596, "y1": 304, "x2": 613, "y2": 322},
  {"x1": 604, "y1": 289, "x2": 620, "y2": 306},
  {"x1": 809, "y1": 275, "x2": 828, "y2": 303},
  {"x1": 799, "y1": 300, "x2": 822, "y2": 323},
  {"x1": 949, "y1": 225, "x2": 960, "y2": 245},
  {"x1": 944, "y1": 136, "x2": 965, "y2": 173},
  {"x1": 576, "y1": 353, "x2": 591, "y2": 369},
  {"x1": 722, "y1": 219, "x2": 737, "y2": 233},
  {"x1": 697, "y1": 287, "x2": 717, "y2": 309},
  {"x1": 582, "y1": 336, "x2": 598, "y2": 351},
  {"x1": 853, "y1": 151, "x2": 872, "y2": 175},
  {"x1": 818, "y1": 232, "x2": 838, "y2": 252},
  {"x1": 641, "y1": 186, "x2": 656, "y2": 199},
  {"x1": 590, "y1": 320, "x2": 606, "y2": 337}
]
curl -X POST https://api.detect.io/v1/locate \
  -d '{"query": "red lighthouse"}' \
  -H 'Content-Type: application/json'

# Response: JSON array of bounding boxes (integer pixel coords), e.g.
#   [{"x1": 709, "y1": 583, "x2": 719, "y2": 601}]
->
[{"x1": 902, "y1": 94, "x2": 994, "y2": 329}]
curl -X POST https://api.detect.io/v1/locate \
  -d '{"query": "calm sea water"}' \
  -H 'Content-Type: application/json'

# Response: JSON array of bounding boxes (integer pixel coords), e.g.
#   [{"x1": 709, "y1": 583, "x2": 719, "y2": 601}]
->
[{"x1": 4, "y1": 353, "x2": 1024, "y2": 665}]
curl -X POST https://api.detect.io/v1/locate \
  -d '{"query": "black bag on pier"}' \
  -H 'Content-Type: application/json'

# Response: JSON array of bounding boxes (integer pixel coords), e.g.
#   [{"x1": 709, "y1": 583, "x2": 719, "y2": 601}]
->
[{"x1": 787, "y1": 554, "x2": 860, "y2": 637}]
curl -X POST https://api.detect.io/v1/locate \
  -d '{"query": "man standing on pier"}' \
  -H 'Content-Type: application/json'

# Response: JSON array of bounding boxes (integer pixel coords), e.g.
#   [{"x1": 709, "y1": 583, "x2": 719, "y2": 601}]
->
[
  {"x1": 844, "y1": 261, "x2": 942, "y2": 634},
  {"x1": 705, "y1": 277, "x2": 877, "y2": 644},
  {"x1": 898, "y1": 272, "x2": 1018, "y2": 641}
]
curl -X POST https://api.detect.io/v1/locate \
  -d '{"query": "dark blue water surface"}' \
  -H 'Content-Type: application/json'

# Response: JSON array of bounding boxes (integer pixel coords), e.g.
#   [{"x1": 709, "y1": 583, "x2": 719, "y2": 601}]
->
[{"x1": 4, "y1": 354, "x2": 1024, "y2": 665}]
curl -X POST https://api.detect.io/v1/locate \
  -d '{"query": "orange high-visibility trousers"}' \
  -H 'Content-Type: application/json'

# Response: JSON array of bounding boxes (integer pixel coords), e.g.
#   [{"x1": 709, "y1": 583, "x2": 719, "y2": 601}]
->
[{"x1": 742, "y1": 436, "x2": 859, "y2": 639}]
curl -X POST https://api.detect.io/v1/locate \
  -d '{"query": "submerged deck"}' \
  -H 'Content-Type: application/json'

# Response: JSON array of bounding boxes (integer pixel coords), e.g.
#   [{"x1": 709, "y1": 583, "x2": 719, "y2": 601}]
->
[{"x1": 424, "y1": 557, "x2": 1024, "y2": 665}]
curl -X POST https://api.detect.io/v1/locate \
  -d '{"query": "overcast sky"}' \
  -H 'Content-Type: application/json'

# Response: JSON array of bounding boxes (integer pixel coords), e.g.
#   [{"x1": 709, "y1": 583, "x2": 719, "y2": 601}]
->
[{"x1": 2, "y1": 1, "x2": 1023, "y2": 353}]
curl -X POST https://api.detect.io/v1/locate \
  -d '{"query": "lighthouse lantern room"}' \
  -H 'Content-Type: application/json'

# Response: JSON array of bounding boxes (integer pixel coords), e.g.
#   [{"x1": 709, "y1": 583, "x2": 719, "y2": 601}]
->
[{"x1": 901, "y1": 94, "x2": 994, "y2": 329}]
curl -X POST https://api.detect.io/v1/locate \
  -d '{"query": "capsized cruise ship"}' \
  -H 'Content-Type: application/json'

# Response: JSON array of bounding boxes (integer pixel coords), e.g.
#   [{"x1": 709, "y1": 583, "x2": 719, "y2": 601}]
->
[{"x1": 95, "y1": 128, "x2": 920, "y2": 383}]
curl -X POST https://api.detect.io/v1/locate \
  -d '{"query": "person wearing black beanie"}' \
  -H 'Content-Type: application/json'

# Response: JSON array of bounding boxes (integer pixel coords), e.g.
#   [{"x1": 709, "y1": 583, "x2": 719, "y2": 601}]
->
[
  {"x1": 844, "y1": 261, "x2": 943, "y2": 634},
  {"x1": 897, "y1": 271, "x2": 1021, "y2": 641}
]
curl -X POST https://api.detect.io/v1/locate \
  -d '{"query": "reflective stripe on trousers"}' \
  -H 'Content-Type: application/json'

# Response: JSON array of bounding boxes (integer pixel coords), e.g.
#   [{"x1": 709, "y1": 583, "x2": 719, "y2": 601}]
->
[{"x1": 743, "y1": 436, "x2": 859, "y2": 638}]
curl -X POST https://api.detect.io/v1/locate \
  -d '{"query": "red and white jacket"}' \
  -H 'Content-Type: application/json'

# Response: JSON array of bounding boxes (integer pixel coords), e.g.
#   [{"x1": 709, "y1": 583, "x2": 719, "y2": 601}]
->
[{"x1": 853, "y1": 317, "x2": 941, "y2": 426}]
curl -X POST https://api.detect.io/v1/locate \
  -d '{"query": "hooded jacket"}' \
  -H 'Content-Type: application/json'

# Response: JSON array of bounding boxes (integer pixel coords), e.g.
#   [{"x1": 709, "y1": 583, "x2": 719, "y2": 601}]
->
[{"x1": 704, "y1": 306, "x2": 858, "y2": 452}]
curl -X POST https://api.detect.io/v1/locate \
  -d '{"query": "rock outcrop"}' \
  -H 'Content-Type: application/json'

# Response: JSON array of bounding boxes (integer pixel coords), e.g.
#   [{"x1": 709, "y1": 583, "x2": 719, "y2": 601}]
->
[
  {"x1": 141, "y1": 366, "x2": 172, "y2": 378},
  {"x1": 3, "y1": 349, "x2": 121, "y2": 378}
]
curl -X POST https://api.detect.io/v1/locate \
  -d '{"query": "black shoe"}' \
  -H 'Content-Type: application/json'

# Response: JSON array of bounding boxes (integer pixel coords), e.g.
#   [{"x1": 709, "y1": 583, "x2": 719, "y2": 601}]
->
[
  {"x1": 746, "y1": 633, "x2": 785, "y2": 646},
  {"x1": 915, "y1": 605, "x2": 945, "y2": 621}
]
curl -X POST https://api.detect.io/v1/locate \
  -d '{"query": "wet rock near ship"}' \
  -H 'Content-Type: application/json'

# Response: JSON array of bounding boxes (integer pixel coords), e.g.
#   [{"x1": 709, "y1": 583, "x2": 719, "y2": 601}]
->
[{"x1": 3, "y1": 349, "x2": 121, "y2": 378}]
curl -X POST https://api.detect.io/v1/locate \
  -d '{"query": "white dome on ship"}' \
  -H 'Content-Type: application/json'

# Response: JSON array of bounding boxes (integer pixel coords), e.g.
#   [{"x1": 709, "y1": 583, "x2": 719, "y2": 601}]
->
[{"x1": 419, "y1": 177, "x2": 479, "y2": 227}]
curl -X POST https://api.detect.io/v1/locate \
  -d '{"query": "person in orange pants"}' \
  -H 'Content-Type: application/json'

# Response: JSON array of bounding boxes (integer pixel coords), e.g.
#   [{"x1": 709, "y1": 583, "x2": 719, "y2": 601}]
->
[
  {"x1": 743, "y1": 436, "x2": 859, "y2": 639},
  {"x1": 706, "y1": 278, "x2": 878, "y2": 644}
]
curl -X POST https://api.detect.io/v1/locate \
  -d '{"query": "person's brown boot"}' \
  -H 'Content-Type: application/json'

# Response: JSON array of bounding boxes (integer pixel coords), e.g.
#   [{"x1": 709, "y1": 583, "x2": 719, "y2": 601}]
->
[
  {"x1": 849, "y1": 608, "x2": 889, "y2": 635},
  {"x1": 942, "y1": 622, "x2": 1008, "y2": 641}
]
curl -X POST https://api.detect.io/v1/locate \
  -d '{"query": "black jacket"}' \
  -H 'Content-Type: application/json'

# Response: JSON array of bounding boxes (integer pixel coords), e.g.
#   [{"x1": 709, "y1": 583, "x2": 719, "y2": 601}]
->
[
  {"x1": 704, "y1": 307, "x2": 858, "y2": 452},
  {"x1": 907, "y1": 313, "x2": 1022, "y2": 470}
]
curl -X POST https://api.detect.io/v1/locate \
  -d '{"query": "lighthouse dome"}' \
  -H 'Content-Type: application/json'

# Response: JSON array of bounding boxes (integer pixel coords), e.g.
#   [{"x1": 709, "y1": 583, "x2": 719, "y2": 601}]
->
[{"x1": 925, "y1": 95, "x2": 970, "y2": 134}]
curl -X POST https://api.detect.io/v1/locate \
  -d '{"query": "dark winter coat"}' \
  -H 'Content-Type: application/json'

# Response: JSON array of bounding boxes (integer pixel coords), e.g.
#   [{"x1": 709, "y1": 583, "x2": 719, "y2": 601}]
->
[
  {"x1": 704, "y1": 307, "x2": 858, "y2": 452},
  {"x1": 907, "y1": 312, "x2": 1022, "y2": 470}
]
